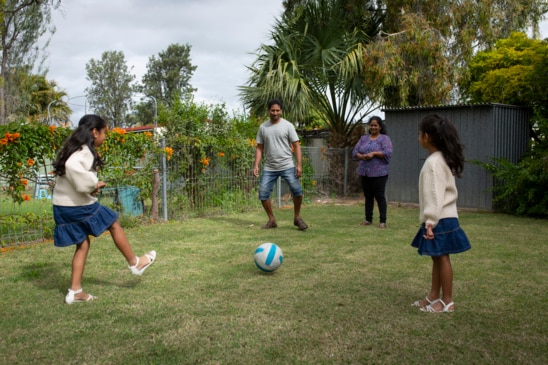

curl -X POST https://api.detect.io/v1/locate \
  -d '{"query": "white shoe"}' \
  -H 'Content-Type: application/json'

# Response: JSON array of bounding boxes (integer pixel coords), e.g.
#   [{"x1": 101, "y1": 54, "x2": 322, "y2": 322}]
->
[
  {"x1": 129, "y1": 251, "x2": 156, "y2": 276},
  {"x1": 65, "y1": 288, "x2": 96, "y2": 304},
  {"x1": 412, "y1": 296, "x2": 440, "y2": 308}
]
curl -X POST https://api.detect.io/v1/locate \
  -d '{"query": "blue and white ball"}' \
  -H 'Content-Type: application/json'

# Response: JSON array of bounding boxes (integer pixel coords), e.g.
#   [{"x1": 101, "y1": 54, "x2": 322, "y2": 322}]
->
[{"x1": 254, "y1": 243, "x2": 283, "y2": 272}]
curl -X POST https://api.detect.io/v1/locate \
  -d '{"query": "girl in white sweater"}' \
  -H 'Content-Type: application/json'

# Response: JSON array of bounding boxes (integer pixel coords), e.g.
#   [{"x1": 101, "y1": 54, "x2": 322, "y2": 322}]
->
[
  {"x1": 411, "y1": 114, "x2": 471, "y2": 313},
  {"x1": 53, "y1": 115, "x2": 156, "y2": 304}
]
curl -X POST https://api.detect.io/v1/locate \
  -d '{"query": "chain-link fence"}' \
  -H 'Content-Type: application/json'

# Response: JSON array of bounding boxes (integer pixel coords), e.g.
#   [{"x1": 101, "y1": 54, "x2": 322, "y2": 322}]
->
[{"x1": 1, "y1": 144, "x2": 362, "y2": 246}]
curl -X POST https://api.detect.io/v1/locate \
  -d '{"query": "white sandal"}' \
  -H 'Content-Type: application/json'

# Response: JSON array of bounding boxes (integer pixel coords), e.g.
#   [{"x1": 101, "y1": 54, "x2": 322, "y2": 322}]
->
[
  {"x1": 65, "y1": 288, "x2": 96, "y2": 304},
  {"x1": 129, "y1": 250, "x2": 156, "y2": 276},
  {"x1": 412, "y1": 296, "x2": 440, "y2": 308},
  {"x1": 421, "y1": 299, "x2": 454, "y2": 313}
]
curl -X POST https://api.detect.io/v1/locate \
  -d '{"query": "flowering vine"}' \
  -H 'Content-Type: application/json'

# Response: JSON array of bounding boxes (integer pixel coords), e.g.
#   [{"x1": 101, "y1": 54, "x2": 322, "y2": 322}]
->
[{"x1": 0, "y1": 122, "x2": 71, "y2": 203}]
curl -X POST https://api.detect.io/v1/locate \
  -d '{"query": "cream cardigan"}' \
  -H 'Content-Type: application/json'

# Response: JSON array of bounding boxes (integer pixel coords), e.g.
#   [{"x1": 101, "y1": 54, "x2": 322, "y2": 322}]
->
[
  {"x1": 418, "y1": 151, "x2": 459, "y2": 227},
  {"x1": 52, "y1": 145, "x2": 99, "y2": 207}
]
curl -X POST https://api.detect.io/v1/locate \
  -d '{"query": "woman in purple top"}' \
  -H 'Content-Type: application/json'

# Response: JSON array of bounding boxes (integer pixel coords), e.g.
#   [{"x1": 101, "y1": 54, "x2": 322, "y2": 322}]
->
[{"x1": 352, "y1": 116, "x2": 393, "y2": 228}]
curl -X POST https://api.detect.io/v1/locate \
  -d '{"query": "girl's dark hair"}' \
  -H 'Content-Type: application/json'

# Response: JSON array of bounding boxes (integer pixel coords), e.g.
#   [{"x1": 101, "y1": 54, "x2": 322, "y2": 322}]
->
[
  {"x1": 53, "y1": 114, "x2": 107, "y2": 176},
  {"x1": 267, "y1": 98, "x2": 283, "y2": 110},
  {"x1": 368, "y1": 115, "x2": 387, "y2": 135},
  {"x1": 420, "y1": 114, "x2": 465, "y2": 177}
]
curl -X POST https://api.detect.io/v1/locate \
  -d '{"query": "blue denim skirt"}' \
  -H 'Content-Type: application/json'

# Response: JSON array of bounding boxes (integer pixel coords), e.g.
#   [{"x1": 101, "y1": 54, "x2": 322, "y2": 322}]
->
[
  {"x1": 53, "y1": 202, "x2": 118, "y2": 247},
  {"x1": 411, "y1": 218, "x2": 471, "y2": 256}
]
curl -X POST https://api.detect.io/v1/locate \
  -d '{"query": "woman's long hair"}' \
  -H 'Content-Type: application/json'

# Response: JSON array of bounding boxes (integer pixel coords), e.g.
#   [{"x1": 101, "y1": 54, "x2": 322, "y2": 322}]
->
[
  {"x1": 53, "y1": 114, "x2": 107, "y2": 176},
  {"x1": 420, "y1": 114, "x2": 465, "y2": 177}
]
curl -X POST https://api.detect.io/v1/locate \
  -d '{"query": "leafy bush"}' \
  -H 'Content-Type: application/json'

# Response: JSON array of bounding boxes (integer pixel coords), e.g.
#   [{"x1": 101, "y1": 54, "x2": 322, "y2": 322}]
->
[{"x1": 476, "y1": 116, "x2": 548, "y2": 218}]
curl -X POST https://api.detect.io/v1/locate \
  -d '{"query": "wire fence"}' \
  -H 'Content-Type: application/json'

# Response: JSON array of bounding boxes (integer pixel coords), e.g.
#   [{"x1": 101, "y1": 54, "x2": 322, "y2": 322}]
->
[{"x1": 0, "y1": 145, "x2": 362, "y2": 246}]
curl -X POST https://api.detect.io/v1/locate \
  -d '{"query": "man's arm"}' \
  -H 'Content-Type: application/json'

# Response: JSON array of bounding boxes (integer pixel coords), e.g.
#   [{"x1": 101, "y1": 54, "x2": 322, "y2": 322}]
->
[
  {"x1": 253, "y1": 144, "x2": 264, "y2": 177},
  {"x1": 292, "y1": 141, "x2": 302, "y2": 178}
]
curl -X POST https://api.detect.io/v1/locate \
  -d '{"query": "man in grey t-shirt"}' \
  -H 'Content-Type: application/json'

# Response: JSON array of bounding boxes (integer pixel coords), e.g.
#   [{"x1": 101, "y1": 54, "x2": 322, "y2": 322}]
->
[{"x1": 253, "y1": 99, "x2": 308, "y2": 230}]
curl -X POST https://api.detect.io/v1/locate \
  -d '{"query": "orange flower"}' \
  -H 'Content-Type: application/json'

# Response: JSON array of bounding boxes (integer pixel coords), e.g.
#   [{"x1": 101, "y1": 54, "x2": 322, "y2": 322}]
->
[
  {"x1": 4, "y1": 132, "x2": 20, "y2": 142},
  {"x1": 144, "y1": 131, "x2": 153, "y2": 137},
  {"x1": 22, "y1": 194, "x2": 31, "y2": 201},
  {"x1": 20, "y1": 179, "x2": 28, "y2": 186},
  {"x1": 217, "y1": 152, "x2": 225, "y2": 157},
  {"x1": 0, "y1": 138, "x2": 8, "y2": 145},
  {"x1": 200, "y1": 156, "x2": 210, "y2": 166},
  {"x1": 164, "y1": 147, "x2": 173, "y2": 161},
  {"x1": 49, "y1": 125, "x2": 56, "y2": 132},
  {"x1": 111, "y1": 127, "x2": 126, "y2": 135},
  {"x1": 16, "y1": 162, "x2": 22, "y2": 167},
  {"x1": 27, "y1": 158, "x2": 35, "y2": 167}
]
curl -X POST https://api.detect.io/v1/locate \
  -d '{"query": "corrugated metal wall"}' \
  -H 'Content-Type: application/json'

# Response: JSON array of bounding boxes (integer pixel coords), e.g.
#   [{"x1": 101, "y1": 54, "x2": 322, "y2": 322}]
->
[{"x1": 384, "y1": 104, "x2": 530, "y2": 210}]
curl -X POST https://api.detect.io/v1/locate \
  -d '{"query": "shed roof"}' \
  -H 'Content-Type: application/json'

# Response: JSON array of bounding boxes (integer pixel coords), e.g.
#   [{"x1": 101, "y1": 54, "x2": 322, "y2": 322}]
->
[{"x1": 383, "y1": 102, "x2": 528, "y2": 112}]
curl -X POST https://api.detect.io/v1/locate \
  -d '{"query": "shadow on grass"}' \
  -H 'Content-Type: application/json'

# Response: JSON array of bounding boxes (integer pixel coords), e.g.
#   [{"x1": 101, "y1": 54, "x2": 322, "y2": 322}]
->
[
  {"x1": 18, "y1": 261, "x2": 143, "y2": 295},
  {"x1": 207, "y1": 215, "x2": 259, "y2": 228}
]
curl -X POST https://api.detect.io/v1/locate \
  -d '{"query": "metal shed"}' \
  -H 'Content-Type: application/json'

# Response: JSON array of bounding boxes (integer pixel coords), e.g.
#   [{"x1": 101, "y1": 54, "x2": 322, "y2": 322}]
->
[{"x1": 383, "y1": 104, "x2": 531, "y2": 210}]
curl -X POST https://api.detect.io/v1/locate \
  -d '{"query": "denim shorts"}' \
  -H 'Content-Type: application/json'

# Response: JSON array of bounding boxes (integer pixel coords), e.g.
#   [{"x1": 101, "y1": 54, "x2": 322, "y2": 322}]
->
[{"x1": 259, "y1": 167, "x2": 303, "y2": 200}]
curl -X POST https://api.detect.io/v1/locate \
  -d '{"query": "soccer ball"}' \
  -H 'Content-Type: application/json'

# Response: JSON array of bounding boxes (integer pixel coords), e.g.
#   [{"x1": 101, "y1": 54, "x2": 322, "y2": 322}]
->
[{"x1": 254, "y1": 242, "x2": 283, "y2": 272}]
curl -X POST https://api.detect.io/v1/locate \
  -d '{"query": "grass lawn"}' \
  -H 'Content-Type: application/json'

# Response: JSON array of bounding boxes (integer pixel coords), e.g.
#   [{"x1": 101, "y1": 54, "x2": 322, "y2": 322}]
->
[{"x1": 0, "y1": 203, "x2": 546, "y2": 364}]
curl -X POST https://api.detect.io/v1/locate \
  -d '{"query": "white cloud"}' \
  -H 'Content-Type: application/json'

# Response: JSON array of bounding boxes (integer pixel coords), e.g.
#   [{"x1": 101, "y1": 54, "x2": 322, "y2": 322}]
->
[{"x1": 40, "y1": 0, "x2": 283, "y2": 121}]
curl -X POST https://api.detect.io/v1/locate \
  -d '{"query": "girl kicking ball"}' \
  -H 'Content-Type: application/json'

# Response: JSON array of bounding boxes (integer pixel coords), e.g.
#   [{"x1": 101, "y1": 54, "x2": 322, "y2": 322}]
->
[{"x1": 52, "y1": 114, "x2": 156, "y2": 304}]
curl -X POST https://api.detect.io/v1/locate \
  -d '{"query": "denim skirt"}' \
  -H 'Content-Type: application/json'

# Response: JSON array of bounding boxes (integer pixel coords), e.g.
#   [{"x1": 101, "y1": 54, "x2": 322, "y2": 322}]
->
[
  {"x1": 411, "y1": 218, "x2": 471, "y2": 256},
  {"x1": 53, "y1": 202, "x2": 118, "y2": 247}
]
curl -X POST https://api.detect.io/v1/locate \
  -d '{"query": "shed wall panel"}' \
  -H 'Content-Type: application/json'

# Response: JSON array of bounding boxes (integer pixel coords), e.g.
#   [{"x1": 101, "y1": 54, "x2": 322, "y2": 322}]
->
[{"x1": 384, "y1": 104, "x2": 530, "y2": 210}]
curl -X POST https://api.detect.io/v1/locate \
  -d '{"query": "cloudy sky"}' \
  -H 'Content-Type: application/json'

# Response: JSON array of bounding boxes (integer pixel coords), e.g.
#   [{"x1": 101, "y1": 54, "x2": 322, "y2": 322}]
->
[
  {"x1": 41, "y1": 1, "x2": 547, "y2": 124},
  {"x1": 41, "y1": 0, "x2": 284, "y2": 121}
]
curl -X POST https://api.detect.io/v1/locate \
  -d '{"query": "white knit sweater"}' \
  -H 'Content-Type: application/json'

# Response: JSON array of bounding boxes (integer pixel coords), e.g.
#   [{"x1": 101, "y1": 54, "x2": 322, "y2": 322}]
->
[
  {"x1": 52, "y1": 145, "x2": 99, "y2": 207},
  {"x1": 418, "y1": 151, "x2": 459, "y2": 227}
]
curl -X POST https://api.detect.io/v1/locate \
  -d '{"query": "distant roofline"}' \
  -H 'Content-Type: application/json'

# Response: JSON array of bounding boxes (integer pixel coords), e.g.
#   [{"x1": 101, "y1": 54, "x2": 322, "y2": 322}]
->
[{"x1": 122, "y1": 125, "x2": 157, "y2": 133}]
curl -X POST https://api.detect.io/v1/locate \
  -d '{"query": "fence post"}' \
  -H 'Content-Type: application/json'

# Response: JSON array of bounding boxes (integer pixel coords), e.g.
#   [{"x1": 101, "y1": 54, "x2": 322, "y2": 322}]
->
[
  {"x1": 151, "y1": 168, "x2": 160, "y2": 221},
  {"x1": 161, "y1": 138, "x2": 168, "y2": 221},
  {"x1": 344, "y1": 147, "x2": 348, "y2": 196}
]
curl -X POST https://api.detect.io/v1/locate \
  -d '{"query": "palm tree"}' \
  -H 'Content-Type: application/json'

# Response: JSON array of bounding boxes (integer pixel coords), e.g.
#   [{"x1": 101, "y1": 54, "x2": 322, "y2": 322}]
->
[
  {"x1": 240, "y1": 0, "x2": 382, "y2": 147},
  {"x1": 6, "y1": 68, "x2": 71, "y2": 125}
]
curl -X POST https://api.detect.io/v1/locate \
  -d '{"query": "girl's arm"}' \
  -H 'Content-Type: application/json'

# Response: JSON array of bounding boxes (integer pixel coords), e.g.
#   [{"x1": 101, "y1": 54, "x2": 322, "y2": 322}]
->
[
  {"x1": 65, "y1": 151, "x2": 99, "y2": 194},
  {"x1": 421, "y1": 159, "x2": 444, "y2": 229}
]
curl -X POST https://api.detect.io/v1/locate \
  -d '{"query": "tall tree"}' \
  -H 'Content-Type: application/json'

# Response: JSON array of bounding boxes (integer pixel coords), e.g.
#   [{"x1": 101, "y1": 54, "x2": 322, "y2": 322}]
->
[
  {"x1": 278, "y1": 0, "x2": 547, "y2": 108},
  {"x1": 141, "y1": 43, "x2": 197, "y2": 106},
  {"x1": 463, "y1": 32, "x2": 548, "y2": 217},
  {"x1": 464, "y1": 32, "x2": 548, "y2": 111},
  {"x1": 135, "y1": 43, "x2": 196, "y2": 125},
  {"x1": 0, "y1": 0, "x2": 60, "y2": 124},
  {"x1": 364, "y1": 0, "x2": 548, "y2": 107},
  {"x1": 8, "y1": 66, "x2": 70, "y2": 124},
  {"x1": 85, "y1": 50, "x2": 136, "y2": 127},
  {"x1": 240, "y1": 0, "x2": 381, "y2": 147}
]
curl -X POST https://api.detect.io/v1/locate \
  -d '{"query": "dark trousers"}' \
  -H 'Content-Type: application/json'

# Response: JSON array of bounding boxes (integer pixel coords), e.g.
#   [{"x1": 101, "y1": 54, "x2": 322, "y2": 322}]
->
[{"x1": 360, "y1": 175, "x2": 388, "y2": 224}]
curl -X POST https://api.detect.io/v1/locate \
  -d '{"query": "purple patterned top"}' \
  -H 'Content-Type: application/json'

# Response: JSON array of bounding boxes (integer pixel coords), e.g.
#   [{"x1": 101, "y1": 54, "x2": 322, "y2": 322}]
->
[{"x1": 352, "y1": 134, "x2": 393, "y2": 177}]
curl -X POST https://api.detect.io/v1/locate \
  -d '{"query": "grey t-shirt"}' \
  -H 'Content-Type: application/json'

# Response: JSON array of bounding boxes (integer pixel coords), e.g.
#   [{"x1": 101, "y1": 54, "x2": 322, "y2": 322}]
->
[{"x1": 256, "y1": 118, "x2": 300, "y2": 171}]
